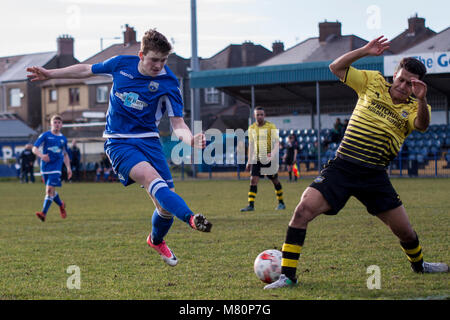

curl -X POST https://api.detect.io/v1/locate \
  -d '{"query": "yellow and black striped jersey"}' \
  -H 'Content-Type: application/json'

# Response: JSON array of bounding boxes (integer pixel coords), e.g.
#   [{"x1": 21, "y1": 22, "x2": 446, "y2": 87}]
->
[
  {"x1": 337, "y1": 66, "x2": 431, "y2": 169},
  {"x1": 248, "y1": 121, "x2": 279, "y2": 160}
]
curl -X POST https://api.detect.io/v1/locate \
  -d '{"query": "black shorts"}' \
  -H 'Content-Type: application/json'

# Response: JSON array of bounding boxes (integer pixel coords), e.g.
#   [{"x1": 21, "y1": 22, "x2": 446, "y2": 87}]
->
[
  {"x1": 251, "y1": 161, "x2": 278, "y2": 179},
  {"x1": 285, "y1": 155, "x2": 295, "y2": 165},
  {"x1": 310, "y1": 157, "x2": 402, "y2": 216}
]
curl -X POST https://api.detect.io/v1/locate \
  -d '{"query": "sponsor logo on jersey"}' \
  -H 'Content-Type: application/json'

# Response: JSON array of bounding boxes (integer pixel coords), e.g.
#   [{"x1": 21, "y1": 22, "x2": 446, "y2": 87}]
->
[
  {"x1": 48, "y1": 146, "x2": 62, "y2": 153},
  {"x1": 313, "y1": 175, "x2": 325, "y2": 184},
  {"x1": 148, "y1": 81, "x2": 159, "y2": 92},
  {"x1": 120, "y1": 70, "x2": 134, "y2": 79},
  {"x1": 115, "y1": 92, "x2": 148, "y2": 110},
  {"x1": 401, "y1": 110, "x2": 409, "y2": 118}
]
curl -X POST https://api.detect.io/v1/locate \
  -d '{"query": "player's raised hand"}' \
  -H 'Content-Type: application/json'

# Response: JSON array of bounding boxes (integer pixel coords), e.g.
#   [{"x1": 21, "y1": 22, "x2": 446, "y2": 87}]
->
[
  {"x1": 364, "y1": 36, "x2": 390, "y2": 56},
  {"x1": 26, "y1": 66, "x2": 51, "y2": 81},
  {"x1": 411, "y1": 79, "x2": 428, "y2": 100}
]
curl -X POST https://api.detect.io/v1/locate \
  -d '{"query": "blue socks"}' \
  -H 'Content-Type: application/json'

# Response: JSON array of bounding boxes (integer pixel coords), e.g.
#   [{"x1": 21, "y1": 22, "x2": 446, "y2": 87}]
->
[
  {"x1": 151, "y1": 209, "x2": 174, "y2": 245},
  {"x1": 53, "y1": 192, "x2": 63, "y2": 206},
  {"x1": 42, "y1": 196, "x2": 53, "y2": 214},
  {"x1": 148, "y1": 179, "x2": 193, "y2": 224},
  {"x1": 42, "y1": 193, "x2": 64, "y2": 215}
]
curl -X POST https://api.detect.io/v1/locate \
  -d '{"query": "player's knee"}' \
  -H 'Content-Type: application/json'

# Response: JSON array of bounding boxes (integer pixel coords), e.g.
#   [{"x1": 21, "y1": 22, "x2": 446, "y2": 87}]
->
[
  {"x1": 250, "y1": 177, "x2": 258, "y2": 185},
  {"x1": 293, "y1": 200, "x2": 316, "y2": 223},
  {"x1": 147, "y1": 177, "x2": 169, "y2": 197},
  {"x1": 156, "y1": 208, "x2": 173, "y2": 219}
]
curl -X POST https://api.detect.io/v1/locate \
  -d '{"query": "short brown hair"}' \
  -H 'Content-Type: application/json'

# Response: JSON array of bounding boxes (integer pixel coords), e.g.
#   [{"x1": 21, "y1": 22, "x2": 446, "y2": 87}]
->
[
  {"x1": 395, "y1": 57, "x2": 427, "y2": 80},
  {"x1": 50, "y1": 114, "x2": 62, "y2": 122},
  {"x1": 140, "y1": 29, "x2": 172, "y2": 55}
]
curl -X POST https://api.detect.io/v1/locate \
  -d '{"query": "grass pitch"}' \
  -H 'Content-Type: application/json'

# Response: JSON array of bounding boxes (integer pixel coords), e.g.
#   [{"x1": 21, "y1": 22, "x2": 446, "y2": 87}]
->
[{"x1": 0, "y1": 177, "x2": 448, "y2": 300}]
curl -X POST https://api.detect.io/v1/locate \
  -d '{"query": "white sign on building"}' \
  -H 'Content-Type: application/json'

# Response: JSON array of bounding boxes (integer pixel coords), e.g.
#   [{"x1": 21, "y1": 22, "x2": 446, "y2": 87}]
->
[{"x1": 384, "y1": 52, "x2": 450, "y2": 76}]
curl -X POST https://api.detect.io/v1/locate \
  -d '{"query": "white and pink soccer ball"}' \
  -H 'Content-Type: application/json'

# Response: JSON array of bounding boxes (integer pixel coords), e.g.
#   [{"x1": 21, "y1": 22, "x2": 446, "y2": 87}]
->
[{"x1": 253, "y1": 249, "x2": 282, "y2": 283}]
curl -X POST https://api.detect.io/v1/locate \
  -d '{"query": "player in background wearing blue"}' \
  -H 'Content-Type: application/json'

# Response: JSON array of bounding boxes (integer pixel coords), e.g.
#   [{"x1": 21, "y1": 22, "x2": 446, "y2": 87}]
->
[
  {"x1": 27, "y1": 29, "x2": 212, "y2": 267},
  {"x1": 32, "y1": 115, "x2": 70, "y2": 222}
]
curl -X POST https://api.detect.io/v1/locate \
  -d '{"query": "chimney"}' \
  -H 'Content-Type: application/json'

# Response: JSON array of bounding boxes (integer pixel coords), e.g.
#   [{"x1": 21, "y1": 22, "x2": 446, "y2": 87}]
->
[
  {"x1": 319, "y1": 20, "x2": 341, "y2": 42},
  {"x1": 57, "y1": 35, "x2": 74, "y2": 56},
  {"x1": 408, "y1": 14, "x2": 426, "y2": 34},
  {"x1": 123, "y1": 24, "x2": 137, "y2": 46},
  {"x1": 241, "y1": 41, "x2": 254, "y2": 66},
  {"x1": 272, "y1": 41, "x2": 285, "y2": 55}
]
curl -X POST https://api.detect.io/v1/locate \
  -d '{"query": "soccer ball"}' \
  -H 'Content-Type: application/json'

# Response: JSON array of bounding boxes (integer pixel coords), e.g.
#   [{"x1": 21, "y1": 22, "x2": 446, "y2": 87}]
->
[{"x1": 253, "y1": 249, "x2": 282, "y2": 283}]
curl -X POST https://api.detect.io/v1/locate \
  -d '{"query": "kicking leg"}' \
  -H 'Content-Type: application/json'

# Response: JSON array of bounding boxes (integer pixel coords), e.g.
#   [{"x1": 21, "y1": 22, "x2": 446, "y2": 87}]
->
[{"x1": 265, "y1": 187, "x2": 331, "y2": 289}]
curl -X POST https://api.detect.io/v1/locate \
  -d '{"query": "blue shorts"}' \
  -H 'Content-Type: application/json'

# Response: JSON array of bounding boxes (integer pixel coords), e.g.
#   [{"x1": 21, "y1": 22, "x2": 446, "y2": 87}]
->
[
  {"x1": 43, "y1": 173, "x2": 62, "y2": 187},
  {"x1": 104, "y1": 137, "x2": 174, "y2": 188}
]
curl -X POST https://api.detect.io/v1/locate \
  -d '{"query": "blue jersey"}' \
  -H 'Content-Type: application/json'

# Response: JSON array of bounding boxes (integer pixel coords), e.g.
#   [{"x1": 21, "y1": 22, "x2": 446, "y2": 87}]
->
[
  {"x1": 91, "y1": 55, "x2": 184, "y2": 138},
  {"x1": 33, "y1": 131, "x2": 68, "y2": 174}
]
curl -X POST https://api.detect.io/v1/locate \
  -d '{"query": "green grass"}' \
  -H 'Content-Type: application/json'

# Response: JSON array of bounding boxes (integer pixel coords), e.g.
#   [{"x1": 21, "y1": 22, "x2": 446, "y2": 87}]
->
[{"x1": 0, "y1": 178, "x2": 449, "y2": 300}]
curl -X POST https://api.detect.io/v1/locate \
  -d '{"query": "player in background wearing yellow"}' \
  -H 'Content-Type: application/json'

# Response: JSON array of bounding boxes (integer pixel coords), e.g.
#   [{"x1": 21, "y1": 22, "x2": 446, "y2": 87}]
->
[
  {"x1": 265, "y1": 36, "x2": 448, "y2": 289},
  {"x1": 241, "y1": 107, "x2": 285, "y2": 212}
]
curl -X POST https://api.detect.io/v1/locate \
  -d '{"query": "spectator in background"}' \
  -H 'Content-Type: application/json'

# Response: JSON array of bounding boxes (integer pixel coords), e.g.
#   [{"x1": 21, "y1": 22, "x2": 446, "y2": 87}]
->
[
  {"x1": 444, "y1": 150, "x2": 450, "y2": 168},
  {"x1": 14, "y1": 152, "x2": 21, "y2": 180},
  {"x1": 61, "y1": 154, "x2": 70, "y2": 182},
  {"x1": 341, "y1": 119, "x2": 349, "y2": 139},
  {"x1": 70, "y1": 140, "x2": 81, "y2": 182},
  {"x1": 330, "y1": 122, "x2": 342, "y2": 144},
  {"x1": 306, "y1": 141, "x2": 318, "y2": 171},
  {"x1": 335, "y1": 118, "x2": 343, "y2": 134},
  {"x1": 283, "y1": 134, "x2": 299, "y2": 182},
  {"x1": 95, "y1": 153, "x2": 112, "y2": 182},
  {"x1": 19, "y1": 144, "x2": 36, "y2": 183}
]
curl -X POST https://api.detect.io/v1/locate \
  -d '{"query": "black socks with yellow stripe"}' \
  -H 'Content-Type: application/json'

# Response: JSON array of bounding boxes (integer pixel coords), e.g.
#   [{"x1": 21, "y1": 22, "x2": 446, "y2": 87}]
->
[
  {"x1": 281, "y1": 227, "x2": 306, "y2": 281},
  {"x1": 274, "y1": 182, "x2": 284, "y2": 204},
  {"x1": 400, "y1": 233, "x2": 424, "y2": 273},
  {"x1": 248, "y1": 185, "x2": 257, "y2": 207}
]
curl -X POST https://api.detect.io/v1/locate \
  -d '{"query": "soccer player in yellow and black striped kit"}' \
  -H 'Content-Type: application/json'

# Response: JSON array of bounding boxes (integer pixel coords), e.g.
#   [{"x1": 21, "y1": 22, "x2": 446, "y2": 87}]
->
[
  {"x1": 265, "y1": 36, "x2": 448, "y2": 289},
  {"x1": 241, "y1": 107, "x2": 285, "y2": 212}
]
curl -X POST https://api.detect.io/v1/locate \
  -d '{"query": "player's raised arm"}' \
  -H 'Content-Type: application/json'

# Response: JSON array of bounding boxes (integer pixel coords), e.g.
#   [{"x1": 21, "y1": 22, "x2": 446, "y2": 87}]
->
[
  {"x1": 329, "y1": 36, "x2": 390, "y2": 80},
  {"x1": 412, "y1": 79, "x2": 430, "y2": 131},
  {"x1": 26, "y1": 64, "x2": 93, "y2": 82}
]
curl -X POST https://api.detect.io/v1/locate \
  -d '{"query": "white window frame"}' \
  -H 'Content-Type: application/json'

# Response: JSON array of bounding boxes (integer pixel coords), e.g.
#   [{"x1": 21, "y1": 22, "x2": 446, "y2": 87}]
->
[
  {"x1": 49, "y1": 89, "x2": 57, "y2": 102},
  {"x1": 204, "y1": 87, "x2": 222, "y2": 105},
  {"x1": 69, "y1": 87, "x2": 80, "y2": 106},
  {"x1": 9, "y1": 88, "x2": 21, "y2": 107},
  {"x1": 96, "y1": 85, "x2": 109, "y2": 103}
]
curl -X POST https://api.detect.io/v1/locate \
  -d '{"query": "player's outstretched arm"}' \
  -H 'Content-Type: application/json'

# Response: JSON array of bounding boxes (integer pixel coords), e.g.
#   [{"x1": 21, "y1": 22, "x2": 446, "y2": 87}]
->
[
  {"x1": 329, "y1": 36, "x2": 390, "y2": 80},
  {"x1": 26, "y1": 64, "x2": 93, "y2": 82}
]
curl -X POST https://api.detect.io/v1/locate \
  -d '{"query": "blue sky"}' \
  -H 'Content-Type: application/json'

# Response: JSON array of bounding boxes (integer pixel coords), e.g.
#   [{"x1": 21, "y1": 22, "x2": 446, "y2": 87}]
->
[{"x1": 0, "y1": 0, "x2": 448, "y2": 61}]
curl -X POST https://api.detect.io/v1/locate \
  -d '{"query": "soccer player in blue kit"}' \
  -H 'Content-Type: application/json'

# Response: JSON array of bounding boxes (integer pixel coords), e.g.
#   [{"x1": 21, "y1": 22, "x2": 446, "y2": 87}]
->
[
  {"x1": 27, "y1": 29, "x2": 212, "y2": 266},
  {"x1": 32, "y1": 115, "x2": 71, "y2": 222}
]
